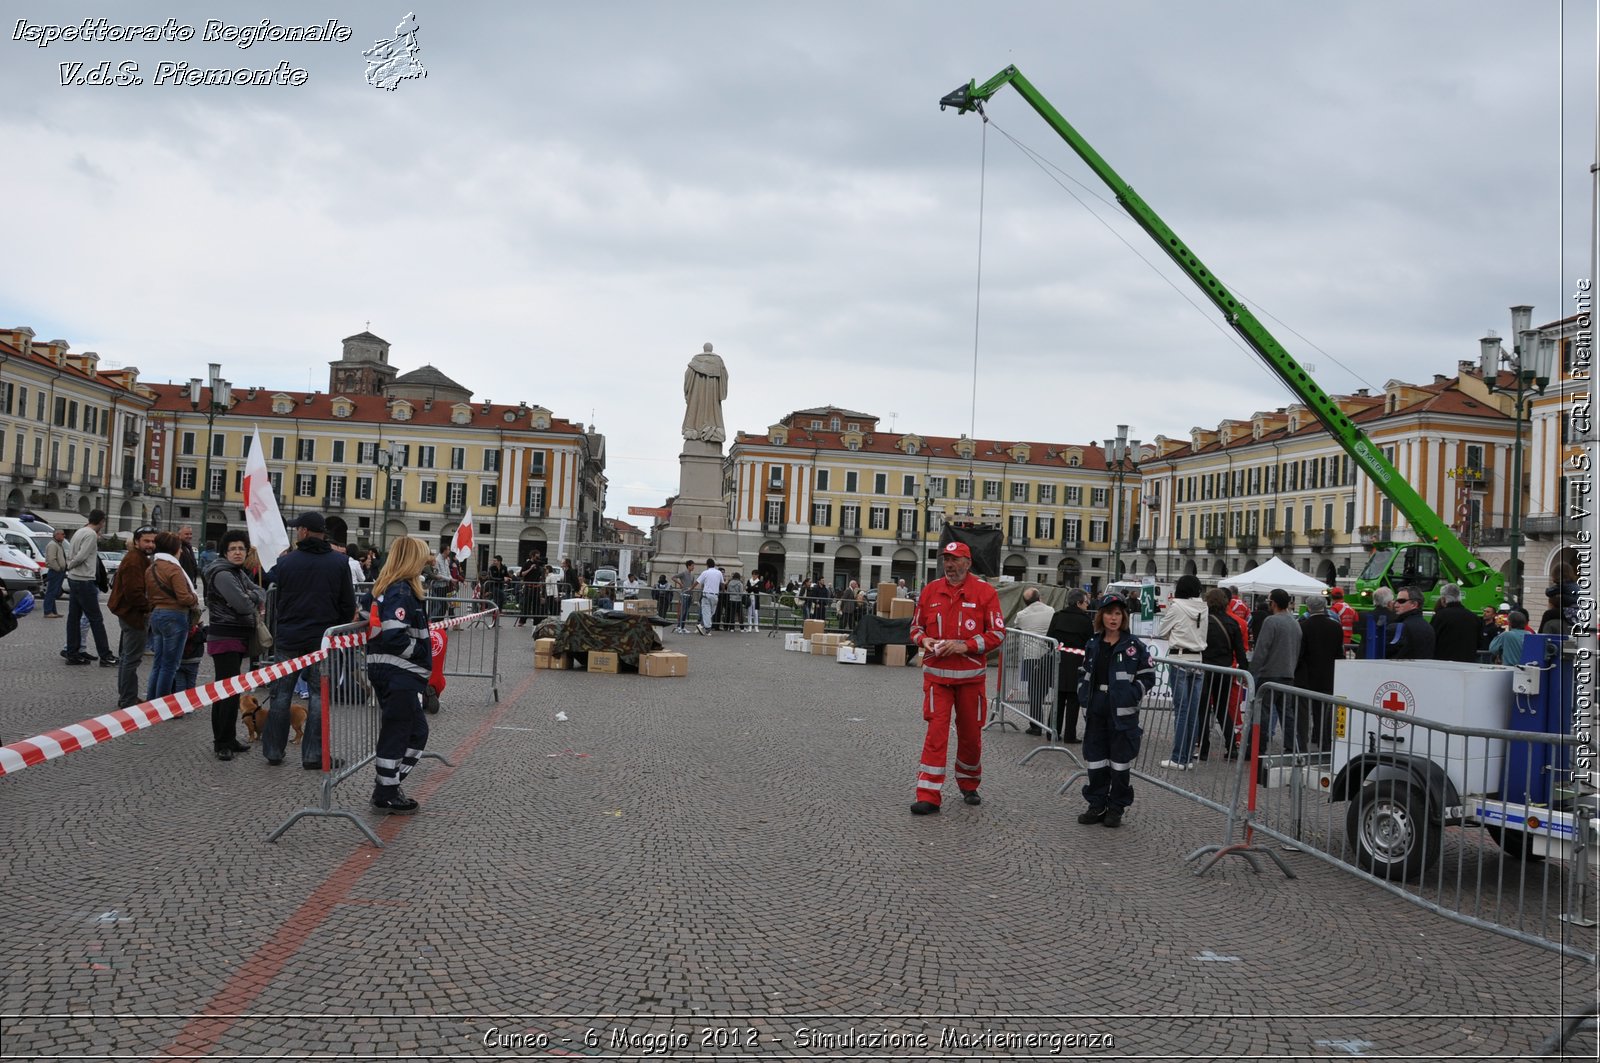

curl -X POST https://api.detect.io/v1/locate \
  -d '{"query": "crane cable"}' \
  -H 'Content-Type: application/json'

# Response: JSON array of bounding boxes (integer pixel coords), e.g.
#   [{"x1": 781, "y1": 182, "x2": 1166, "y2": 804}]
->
[
  {"x1": 984, "y1": 114, "x2": 1379, "y2": 399},
  {"x1": 969, "y1": 104, "x2": 989, "y2": 448}
]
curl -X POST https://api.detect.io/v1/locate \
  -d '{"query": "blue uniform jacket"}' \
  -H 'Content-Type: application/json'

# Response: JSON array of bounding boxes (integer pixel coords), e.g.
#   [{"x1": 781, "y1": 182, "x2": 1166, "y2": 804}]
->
[
  {"x1": 1078, "y1": 633, "x2": 1156, "y2": 716},
  {"x1": 367, "y1": 582, "x2": 432, "y2": 690}
]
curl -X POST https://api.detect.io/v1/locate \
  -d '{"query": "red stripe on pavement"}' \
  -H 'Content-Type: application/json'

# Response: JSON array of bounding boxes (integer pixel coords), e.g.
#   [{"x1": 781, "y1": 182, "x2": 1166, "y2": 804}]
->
[{"x1": 157, "y1": 668, "x2": 535, "y2": 1059}]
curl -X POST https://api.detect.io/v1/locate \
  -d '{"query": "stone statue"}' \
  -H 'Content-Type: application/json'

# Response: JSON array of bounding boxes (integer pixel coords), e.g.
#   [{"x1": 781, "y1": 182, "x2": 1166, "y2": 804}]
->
[{"x1": 682, "y1": 343, "x2": 729, "y2": 444}]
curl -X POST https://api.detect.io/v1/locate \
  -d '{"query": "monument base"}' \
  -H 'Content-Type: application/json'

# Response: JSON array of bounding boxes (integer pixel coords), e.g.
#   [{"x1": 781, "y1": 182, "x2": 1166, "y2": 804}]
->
[{"x1": 651, "y1": 439, "x2": 739, "y2": 579}]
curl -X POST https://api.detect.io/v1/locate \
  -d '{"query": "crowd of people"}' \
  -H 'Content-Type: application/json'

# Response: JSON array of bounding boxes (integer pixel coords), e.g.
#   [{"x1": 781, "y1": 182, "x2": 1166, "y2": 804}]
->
[{"x1": 38, "y1": 508, "x2": 440, "y2": 815}]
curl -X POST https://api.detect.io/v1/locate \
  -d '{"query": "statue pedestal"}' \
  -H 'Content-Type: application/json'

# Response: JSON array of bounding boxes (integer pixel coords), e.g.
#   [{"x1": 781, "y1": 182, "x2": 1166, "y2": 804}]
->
[{"x1": 652, "y1": 440, "x2": 740, "y2": 575}]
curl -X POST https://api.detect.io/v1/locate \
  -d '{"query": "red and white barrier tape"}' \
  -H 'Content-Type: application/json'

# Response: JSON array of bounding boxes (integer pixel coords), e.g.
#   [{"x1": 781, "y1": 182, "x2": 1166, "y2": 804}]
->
[{"x1": 0, "y1": 607, "x2": 498, "y2": 778}]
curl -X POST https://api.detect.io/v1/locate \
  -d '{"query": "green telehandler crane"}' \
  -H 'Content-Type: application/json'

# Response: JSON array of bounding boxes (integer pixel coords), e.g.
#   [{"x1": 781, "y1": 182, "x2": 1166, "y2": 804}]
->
[{"x1": 940, "y1": 66, "x2": 1505, "y2": 615}]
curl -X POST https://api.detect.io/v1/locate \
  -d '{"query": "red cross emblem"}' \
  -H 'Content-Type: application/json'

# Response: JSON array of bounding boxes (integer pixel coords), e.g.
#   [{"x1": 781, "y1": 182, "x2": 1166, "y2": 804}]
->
[{"x1": 1372, "y1": 680, "x2": 1413, "y2": 734}]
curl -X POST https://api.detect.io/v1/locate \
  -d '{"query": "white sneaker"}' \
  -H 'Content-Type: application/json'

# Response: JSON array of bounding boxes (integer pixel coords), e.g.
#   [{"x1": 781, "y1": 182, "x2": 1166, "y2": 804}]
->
[{"x1": 1158, "y1": 759, "x2": 1191, "y2": 770}]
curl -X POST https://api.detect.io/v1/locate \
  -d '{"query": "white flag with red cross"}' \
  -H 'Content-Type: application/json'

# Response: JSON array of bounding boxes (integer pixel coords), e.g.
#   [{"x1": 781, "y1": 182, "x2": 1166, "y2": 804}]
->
[
  {"x1": 451, "y1": 507, "x2": 475, "y2": 562},
  {"x1": 243, "y1": 425, "x2": 291, "y2": 572}
]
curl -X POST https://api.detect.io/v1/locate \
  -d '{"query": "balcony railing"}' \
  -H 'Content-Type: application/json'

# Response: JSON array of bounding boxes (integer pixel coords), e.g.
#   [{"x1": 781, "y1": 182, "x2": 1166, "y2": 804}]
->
[
  {"x1": 122, "y1": 429, "x2": 141, "y2": 448},
  {"x1": 47, "y1": 467, "x2": 70, "y2": 487},
  {"x1": 386, "y1": 500, "x2": 408, "y2": 513},
  {"x1": 443, "y1": 500, "x2": 466, "y2": 516},
  {"x1": 522, "y1": 502, "x2": 547, "y2": 518},
  {"x1": 1523, "y1": 515, "x2": 1565, "y2": 536},
  {"x1": 1237, "y1": 533, "x2": 1258, "y2": 553},
  {"x1": 1060, "y1": 536, "x2": 1084, "y2": 551},
  {"x1": 206, "y1": 486, "x2": 226, "y2": 501},
  {"x1": 78, "y1": 474, "x2": 105, "y2": 490},
  {"x1": 761, "y1": 520, "x2": 786, "y2": 535},
  {"x1": 1205, "y1": 535, "x2": 1227, "y2": 553},
  {"x1": 1476, "y1": 526, "x2": 1511, "y2": 547},
  {"x1": 840, "y1": 525, "x2": 862, "y2": 540},
  {"x1": 1176, "y1": 538, "x2": 1195, "y2": 554},
  {"x1": 1305, "y1": 529, "x2": 1333, "y2": 550},
  {"x1": 1008, "y1": 535, "x2": 1029, "y2": 549},
  {"x1": 323, "y1": 494, "x2": 347, "y2": 511},
  {"x1": 11, "y1": 462, "x2": 38, "y2": 482},
  {"x1": 121, "y1": 478, "x2": 143, "y2": 496},
  {"x1": 896, "y1": 527, "x2": 920, "y2": 543},
  {"x1": 1136, "y1": 537, "x2": 1155, "y2": 551},
  {"x1": 1269, "y1": 530, "x2": 1295, "y2": 548}
]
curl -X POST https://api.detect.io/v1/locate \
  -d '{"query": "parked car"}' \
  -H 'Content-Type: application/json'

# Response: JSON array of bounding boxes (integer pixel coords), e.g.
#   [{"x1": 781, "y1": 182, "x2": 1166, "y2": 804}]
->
[
  {"x1": 591, "y1": 567, "x2": 619, "y2": 592},
  {"x1": 99, "y1": 550, "x2": 127, "y2": 582},
  {"x1": 0, "y1": 540, "x2": 44, "y2": 607}
]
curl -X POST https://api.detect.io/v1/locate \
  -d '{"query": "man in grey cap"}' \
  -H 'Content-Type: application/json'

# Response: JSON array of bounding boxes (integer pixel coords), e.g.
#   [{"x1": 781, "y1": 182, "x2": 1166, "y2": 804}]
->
[{"x1": 261, "y1": 512, "x2": 356, "y2": 768}]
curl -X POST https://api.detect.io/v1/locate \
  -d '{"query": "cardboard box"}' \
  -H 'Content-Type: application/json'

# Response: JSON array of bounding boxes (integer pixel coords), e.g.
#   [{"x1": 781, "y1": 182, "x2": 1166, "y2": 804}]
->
[
  {"x1": 534, "y1": 653, "x2": 566, "y2": 670},
  {"x1": 837, "y1": 644, "x2": 869, "y2": 664},
  {"x1": 534, "y1": 638, "x2": 556, "y2": 656},
  {"x1": 784, "y1": 632, "x2": 809, "y2": 652},
  {"x1": 888, "y1": 597, "x2": 915, "y2": 620},
  {"x1": 810, "y1": 638, "x2": 834, "y2": 655},
  {"x1": 560, "y1": 597, "x2": 592, "y2": 620},
  {"x1": 884, "y1": 643, "x2": 908, "y2": 667},
  {"x1": 640, "y1": 651, "x2": 688, "y2": 677},
  {"x1": 818, "y1": 632, "x2": 847, "y2": 647},
  {"x1": 802, "y1": 619, "x2": 825, "y2": 638},
  {"x1": 587, "y1": 651, "x2": 619, "y2": 674},
  {"x1": 621, "y1": 598, "x2": 657, "y2": 616},
  {"x1": 876, "y1": 583, "x2": 898, "y2": 614}
]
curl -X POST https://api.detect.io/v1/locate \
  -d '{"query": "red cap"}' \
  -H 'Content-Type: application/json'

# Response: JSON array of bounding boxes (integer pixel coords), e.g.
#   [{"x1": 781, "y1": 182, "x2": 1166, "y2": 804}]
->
[
  {"x1": 941, "y1": 541, "x2": 971, "y2": 558},
  {"x1": 1329, "y1": 587, "x2": 1344, "y2": 598}
]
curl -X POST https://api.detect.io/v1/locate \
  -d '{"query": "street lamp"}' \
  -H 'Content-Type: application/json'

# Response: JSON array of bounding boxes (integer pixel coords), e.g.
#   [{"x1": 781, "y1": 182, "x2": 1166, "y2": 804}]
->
[
  {"x1": 920, "y1": 481, "x2": 935, "y2": 590},
  {"x1": 375, "y1": 440, "x2": 408, "y2": 554},
  {"x1": 187, "y1": 363, "x2": 231, "y2": 541},
  {"x1": 1481, "y1": 305, "x2": 1557, "y2": 607},
  {"x1": 1103, "y1": 424, "x2": 1141, "y2": 582}
]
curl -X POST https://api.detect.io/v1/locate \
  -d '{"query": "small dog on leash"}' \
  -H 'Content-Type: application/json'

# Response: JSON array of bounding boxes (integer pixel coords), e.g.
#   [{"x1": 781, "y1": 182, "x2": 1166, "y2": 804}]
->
[{"x1": 240, "y1": 693, "x2": 307, "y2": 743}]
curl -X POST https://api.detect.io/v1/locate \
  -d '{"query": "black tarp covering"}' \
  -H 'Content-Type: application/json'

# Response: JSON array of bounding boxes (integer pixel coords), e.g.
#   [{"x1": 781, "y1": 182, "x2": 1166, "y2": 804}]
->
[
  {"x1": 849, "y1": 614, "x2": 914, "y2": 648},
  {"x1": 940, "y1": 526, "x2": 1001, "y2": 577}
]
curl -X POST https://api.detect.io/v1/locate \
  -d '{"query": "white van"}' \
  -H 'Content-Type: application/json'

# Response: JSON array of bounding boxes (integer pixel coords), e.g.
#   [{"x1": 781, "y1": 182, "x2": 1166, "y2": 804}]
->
[{"x1": 0, "y1": 516, "x2": 54, "y2": 568}]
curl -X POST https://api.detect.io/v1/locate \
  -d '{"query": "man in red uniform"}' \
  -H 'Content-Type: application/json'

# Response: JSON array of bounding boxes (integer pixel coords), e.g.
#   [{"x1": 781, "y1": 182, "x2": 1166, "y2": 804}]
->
[
  {"x1": 909, "y1": 540, "x2": 1005, "y2": 815},
  {"x1": 1327, "y1": 587, "x2": 1357, "y2": 649}
]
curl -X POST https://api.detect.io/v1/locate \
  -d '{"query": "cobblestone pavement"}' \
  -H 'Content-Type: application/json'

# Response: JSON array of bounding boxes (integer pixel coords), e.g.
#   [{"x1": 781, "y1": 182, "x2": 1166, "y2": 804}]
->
[{"x1": 0, "y1": 609, "x2": 1594, "y2": 1059}]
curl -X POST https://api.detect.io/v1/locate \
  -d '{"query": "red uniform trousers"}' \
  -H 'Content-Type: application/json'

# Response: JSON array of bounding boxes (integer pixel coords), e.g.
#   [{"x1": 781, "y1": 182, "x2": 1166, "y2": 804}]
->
[{"x1": 915, "y1": 677, "x2": 986, "y2": 806}]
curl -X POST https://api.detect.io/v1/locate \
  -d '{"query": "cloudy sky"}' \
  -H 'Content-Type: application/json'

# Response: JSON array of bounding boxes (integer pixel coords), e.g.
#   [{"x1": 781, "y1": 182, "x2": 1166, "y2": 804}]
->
[{"x1": 2, "y1": 1, "x2": 1594, "y2": 519}]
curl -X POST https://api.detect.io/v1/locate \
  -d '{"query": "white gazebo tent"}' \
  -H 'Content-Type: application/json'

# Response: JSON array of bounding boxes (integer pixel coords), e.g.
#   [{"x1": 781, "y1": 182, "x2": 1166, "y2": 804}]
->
[{"x1": 1217, "y1": 556, "x2": 1331, "y2": 596}]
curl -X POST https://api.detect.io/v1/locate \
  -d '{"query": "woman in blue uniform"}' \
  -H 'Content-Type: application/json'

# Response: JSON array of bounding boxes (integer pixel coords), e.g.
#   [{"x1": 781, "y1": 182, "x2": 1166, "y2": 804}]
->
[
  {"x1": 1076, "y1": 595, "x2": 1156, "y2": 828},
  {"x1": 367, "y1": 537, "x2": 433, "y2": 815}
]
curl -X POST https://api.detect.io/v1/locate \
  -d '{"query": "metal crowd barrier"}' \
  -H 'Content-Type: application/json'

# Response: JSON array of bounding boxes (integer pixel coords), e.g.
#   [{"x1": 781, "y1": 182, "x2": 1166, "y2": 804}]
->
[
  {"x1": 986, "y1": 629, "x2": 1060, "y2": 746},
  {"x1": 428, "y1": 595, "x2": 502, "y2": 702},
  {"x1": 267, "y1": 606, "x2": 499, "y2": 849},
  {"x1": 1202, "y1": 677, "x2": 1596, "y2": 965}
]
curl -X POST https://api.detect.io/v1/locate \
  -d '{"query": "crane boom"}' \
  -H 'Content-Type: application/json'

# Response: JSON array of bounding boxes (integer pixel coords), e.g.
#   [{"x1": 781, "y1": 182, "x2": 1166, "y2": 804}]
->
[{"x1": 941, "y1": 66, "x2": 1502, "y2": 608}]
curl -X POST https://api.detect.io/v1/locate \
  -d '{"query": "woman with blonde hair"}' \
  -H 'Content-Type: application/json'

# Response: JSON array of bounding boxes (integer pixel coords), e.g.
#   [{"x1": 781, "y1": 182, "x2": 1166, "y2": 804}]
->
[{"x1": 366, "y1": 537, "x2": 433, "y2": 814}]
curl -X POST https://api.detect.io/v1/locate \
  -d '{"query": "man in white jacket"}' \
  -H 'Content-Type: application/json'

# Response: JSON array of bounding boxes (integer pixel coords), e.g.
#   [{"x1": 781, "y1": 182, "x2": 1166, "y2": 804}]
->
[{"x1": 1157, "y1": 574, "x2": 1210, "y2": 768}]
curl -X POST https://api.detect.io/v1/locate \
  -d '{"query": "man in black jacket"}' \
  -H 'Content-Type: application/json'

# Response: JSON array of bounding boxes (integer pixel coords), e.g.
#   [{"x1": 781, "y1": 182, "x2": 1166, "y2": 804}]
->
[
  {"x1": 1295, "y1": 596, "x2": 1345, "y2": 750},
  {"x1": 262, "y1": 512, "x2": 357, "y2": 768},
  {"x1": 1430, "y1": 582, "x2": 1481, "y2": 662},
  {"x1": 1045, "y1": 589, "x2": 1093, "y2": 742},
  {"x1": 1388, "y1": 585, "x2": 1436, "y2": 660}
]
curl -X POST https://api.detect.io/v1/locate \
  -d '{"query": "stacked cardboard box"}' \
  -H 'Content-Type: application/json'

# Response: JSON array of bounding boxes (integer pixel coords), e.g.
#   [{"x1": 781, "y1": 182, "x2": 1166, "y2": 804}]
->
[
  {"x1": 620, "y1": 599, "x2": 657, "y2": 616},
  {"x1": 587, "y1": 651, "x2": 620, "y2": 673},
  {"x1": 876, "y1": 583, "x2": 897, "y2": 615},
  {"x1": 884, "y1": 644, "x2": 909, "y2": 667},
  {"x1": 836, "y1": 643, "x2": 869, "y2": 664},
  {"x1": 784, "y1": 632, "x2": 809, "y2": 652},
  {"x1": 888, "y1": 597, "x2": 915, "y2": 620},
  {"x1": 802, "y1": 619, "x2": 825, "y2": 638},
  {"x1": 811, "y1": 632, "x2": 847, "y2": 655},
  {"x1": 560, "y1": 597, "x2": 592, "y2": 620},
  {"x1": 640, "y1": 652, "x2": 688, "y2": 677},
  {"x1": 534, "y1": 638, "x2": 566, "y2": 670}
]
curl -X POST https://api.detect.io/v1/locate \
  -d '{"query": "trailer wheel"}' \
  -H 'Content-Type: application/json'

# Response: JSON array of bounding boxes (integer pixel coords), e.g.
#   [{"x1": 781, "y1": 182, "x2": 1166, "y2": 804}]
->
[
  {"x1": 1346, "y1": 779, "x2": 1439, "y2": 882},
  {"x1": 1486, "y1": 826, "x2": 1545, "y2": 863}
]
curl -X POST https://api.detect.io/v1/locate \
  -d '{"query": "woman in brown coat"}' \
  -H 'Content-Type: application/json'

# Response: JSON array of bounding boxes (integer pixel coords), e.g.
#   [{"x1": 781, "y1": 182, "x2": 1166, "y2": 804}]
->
[{"x1": 145, "y1": 530, "x2": 199, "y2": 700}]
